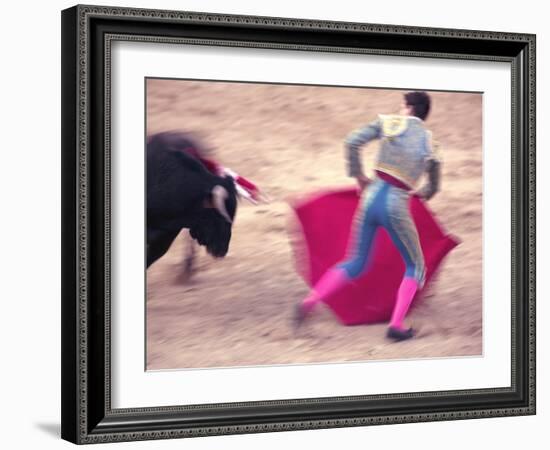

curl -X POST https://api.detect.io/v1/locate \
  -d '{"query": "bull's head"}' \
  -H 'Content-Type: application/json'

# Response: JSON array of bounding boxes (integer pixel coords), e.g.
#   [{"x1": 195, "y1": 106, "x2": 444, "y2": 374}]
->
[{"x1": 189, "y1": 176, "x2": 237, "y2": 258}]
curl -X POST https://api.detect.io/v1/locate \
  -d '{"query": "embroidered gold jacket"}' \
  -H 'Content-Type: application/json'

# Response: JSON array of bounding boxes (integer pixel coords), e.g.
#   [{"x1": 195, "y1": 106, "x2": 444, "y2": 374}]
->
[{"x1": 346, "y1": 114, "x2": 441, "y2": 191}]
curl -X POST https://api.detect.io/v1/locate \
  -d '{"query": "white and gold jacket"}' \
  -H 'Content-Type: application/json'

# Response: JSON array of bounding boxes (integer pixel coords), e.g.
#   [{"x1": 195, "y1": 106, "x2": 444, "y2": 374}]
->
[{"x1": 346, "y1": 114, "x2": 441, "y2": 197}]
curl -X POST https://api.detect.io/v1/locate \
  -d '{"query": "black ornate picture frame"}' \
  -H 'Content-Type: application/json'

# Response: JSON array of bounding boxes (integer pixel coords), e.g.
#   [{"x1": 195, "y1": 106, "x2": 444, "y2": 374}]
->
[{"x1": 61, "y1": 4, "x2": 536, "y2": 444}]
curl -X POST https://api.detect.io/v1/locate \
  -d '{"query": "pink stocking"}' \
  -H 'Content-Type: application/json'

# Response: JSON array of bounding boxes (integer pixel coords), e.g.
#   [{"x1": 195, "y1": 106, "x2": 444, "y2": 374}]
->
[
  {"x1": 389, "y1": 277, "x2": 419, "y2": 330},
  {"x1": 302, "y1": 267, "x2": 350, "y2": 314}
]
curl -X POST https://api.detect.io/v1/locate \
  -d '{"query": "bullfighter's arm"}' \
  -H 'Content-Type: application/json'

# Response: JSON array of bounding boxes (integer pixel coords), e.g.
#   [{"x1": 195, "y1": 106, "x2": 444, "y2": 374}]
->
[
  {"x1": 345, "y1": 118, "x2": 382, "y2": 178},
  {"x1": 416, "y1": 159, "x2": 441, "y2": 200},
  {"x1": 416, "y1": 131, "x2": 442, "y2": 201}
]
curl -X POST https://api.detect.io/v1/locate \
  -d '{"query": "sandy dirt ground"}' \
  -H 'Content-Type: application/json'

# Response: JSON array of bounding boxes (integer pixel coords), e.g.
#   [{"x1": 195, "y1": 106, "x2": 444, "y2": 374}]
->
[{"x1": 145, "y1": 79, "x2": 482, "y2": 370}]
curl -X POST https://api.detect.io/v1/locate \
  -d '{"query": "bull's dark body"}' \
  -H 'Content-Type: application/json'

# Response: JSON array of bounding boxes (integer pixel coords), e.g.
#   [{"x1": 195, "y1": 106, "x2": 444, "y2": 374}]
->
[{"x1": 146, "y1": 132, "x2": 237, "y2": 268}]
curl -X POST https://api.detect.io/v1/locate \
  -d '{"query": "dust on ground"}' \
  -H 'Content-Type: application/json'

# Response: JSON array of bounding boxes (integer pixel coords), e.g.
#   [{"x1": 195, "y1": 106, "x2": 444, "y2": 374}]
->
[{"x1": 145, "y1": 80, "x2": 482, "y2": 370}]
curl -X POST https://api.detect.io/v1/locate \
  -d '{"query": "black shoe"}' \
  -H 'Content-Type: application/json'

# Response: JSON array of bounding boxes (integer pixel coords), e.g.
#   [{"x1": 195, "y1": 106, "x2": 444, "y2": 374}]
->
[
  {"x1": 386, "y1": 326, "x2": 415, "y2": 342},
  {"x1": 293, "y1": 304, "x2": 307, "y2": 333}
]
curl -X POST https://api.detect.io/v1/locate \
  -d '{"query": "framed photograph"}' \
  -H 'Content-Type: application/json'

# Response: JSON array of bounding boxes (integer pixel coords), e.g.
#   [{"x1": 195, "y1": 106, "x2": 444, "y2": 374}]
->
[{"x1": 61, "y1": 4, "x2": 536, "y2": 444}]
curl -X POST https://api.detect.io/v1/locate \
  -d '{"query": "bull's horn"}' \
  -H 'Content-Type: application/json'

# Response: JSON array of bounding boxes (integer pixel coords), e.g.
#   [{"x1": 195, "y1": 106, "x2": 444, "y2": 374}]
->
[{"x1": 212, "y1": 185, "x2": 232, "y2": 223}]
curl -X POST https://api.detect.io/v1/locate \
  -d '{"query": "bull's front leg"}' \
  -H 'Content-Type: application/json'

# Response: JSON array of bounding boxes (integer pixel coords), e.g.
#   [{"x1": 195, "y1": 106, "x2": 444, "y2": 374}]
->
[
  {"x1": 183, "y1": 234, "x2": 196, "y2": 277},
  {"x1": 172, "y1": 232, "x2": 197, "y2": 284}
]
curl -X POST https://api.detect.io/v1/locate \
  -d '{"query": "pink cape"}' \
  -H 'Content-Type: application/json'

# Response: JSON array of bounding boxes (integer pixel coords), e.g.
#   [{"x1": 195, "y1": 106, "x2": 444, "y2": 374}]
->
[{"x1": 289, "y1": 187, "x2": 459, "y2": 325}]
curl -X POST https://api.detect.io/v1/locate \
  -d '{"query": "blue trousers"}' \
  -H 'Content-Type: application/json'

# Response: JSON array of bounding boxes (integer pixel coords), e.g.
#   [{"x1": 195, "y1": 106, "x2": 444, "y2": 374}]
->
[{"x1": 338, "y1": 178, "x2": 425, "y2": 286}]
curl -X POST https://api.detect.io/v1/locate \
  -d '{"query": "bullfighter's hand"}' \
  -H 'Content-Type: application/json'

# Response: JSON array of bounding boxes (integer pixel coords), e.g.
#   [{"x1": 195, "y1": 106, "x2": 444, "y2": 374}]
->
[{"x1": 356, "y1": 174, "x2": 371, "y2": 193}]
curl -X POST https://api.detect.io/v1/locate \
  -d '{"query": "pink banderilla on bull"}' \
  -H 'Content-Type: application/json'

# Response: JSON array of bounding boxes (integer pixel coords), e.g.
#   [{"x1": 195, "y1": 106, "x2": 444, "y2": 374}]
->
[{"x1": 198, "y1": 156, "x2": 267, "y2": 204}]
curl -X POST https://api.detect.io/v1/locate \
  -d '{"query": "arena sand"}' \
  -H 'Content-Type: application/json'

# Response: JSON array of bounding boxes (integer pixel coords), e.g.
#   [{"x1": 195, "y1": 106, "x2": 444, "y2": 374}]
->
[{"x1": 145, "y1": 80, "x2": 482, "y2": 370}]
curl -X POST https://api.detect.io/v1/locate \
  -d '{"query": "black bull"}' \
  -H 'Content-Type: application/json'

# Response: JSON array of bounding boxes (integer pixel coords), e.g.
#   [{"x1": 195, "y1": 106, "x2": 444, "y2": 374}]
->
[{"x1": 146, "y1": 132, "x2": 237, "y2": 268}]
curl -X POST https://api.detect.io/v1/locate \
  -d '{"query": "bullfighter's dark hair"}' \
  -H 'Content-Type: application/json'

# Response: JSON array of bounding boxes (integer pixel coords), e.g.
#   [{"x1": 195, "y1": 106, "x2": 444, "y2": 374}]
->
[{"x1": 404, "y1": 91, "x2": 431, "y2": 121}]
